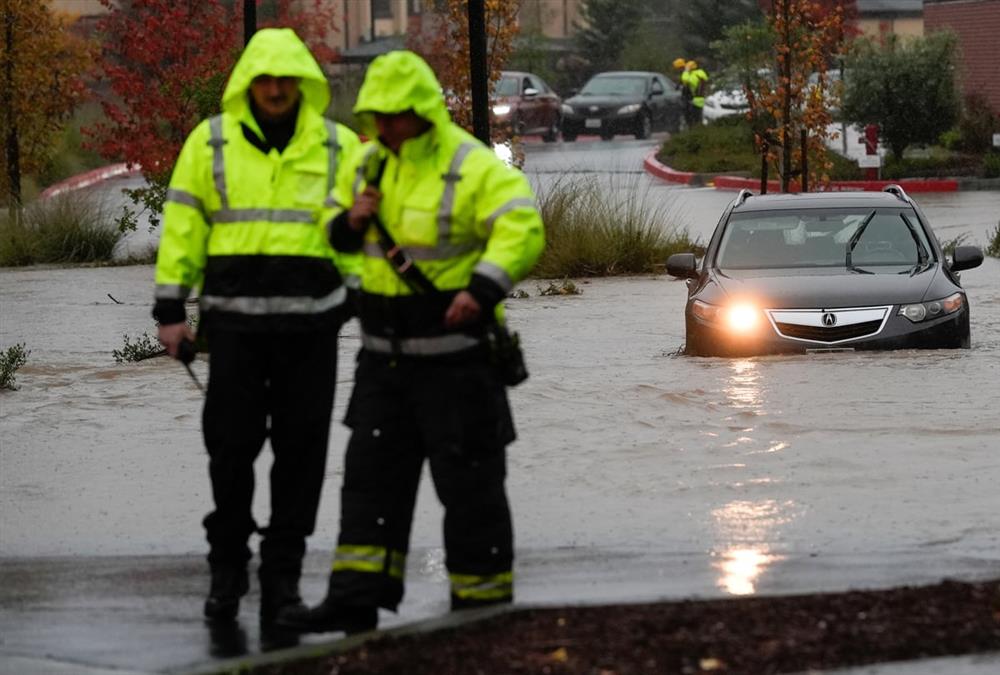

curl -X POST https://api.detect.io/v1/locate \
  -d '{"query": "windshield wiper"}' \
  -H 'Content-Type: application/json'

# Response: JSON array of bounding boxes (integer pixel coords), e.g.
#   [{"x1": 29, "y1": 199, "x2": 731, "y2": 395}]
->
[
  {"x1": 898, "y1": 213, "x2": 930, "y2": 275},
  {"x1": 845, "y1": 209, "x2": 877, "y2": 273}
]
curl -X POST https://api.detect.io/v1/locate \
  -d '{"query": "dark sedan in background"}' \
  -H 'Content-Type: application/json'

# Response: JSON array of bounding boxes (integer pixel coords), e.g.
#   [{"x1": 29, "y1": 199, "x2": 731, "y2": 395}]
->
[
  {"x1": 493, "y1": 70, "x2": 562, "y2": 142},
  {"x1": 666, "y1": 186, "x2": 984, "y2": 356},
  {"x1": 561, "y1": 71, "x2": 683, "y2": 141}
]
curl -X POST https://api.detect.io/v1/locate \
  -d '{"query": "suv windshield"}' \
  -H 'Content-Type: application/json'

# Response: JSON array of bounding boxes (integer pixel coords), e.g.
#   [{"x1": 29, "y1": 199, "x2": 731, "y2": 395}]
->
[
  {"x1": 580, "y1": 76, "x2": 646, "y2": 96},
  {"x1": 717, "y1": 208, "x2": 933, "y2": 270}
]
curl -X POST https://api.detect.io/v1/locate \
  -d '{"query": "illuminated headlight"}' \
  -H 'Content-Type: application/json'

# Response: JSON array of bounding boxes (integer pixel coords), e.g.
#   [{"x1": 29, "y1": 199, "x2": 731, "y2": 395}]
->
[
  {"x1": 492, "y1": 104, "x2": 511, "y2": 116},
  {"x1": 618, "y1": 103, "x2": 641, "y2": 115},
  {"x1": 898, "y1": 292, "x2": 964, "y2": 323},
  {"x1": 724, "y1": 303, "x2": 760, "y2": 333},
  {"x1": 561, "y1": 103, "x2": 573, "y2": 115},
  {"x1": 692, "y1": 300, "x2": 760, "y2": 333}
]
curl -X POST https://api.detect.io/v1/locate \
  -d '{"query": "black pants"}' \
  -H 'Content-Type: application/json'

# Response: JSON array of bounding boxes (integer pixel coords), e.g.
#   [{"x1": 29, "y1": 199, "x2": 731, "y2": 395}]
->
[
  {"x1": 325, "y1": 350, "x2": 516, "y2": 610},
  {"x1": 201, "y1": 328, "x2": 338, "y2": 580}
]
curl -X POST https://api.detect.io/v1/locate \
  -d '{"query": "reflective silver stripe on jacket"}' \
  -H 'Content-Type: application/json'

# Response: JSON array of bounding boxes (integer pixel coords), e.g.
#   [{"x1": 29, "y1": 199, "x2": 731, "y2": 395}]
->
[
  {"x1": 484, "y1": 197, "x2": 535, "y2": 235},
  {"x1": 473, "y1": 260, "x2": 513, "y2": 292},
  {"x1": 166, "y1": 188, "x2": 205, "y2": 214},
  {"x1": 200, "y1": 286, "x2": 347, "y2": 315},
  {"x1": 437, "y1": 142, "x2": 478, "y2": 242},
  {"x1": 155, "y1": 284, "x2": 191, "y2": 300},
  {"x1": 323, "y1": 119, "x2": 340, "y2": 195},
  {"x1": 361, "y1": 331, "x2": 482, "y2": 356},
  {"x1": 323, "y1": 196, "x2": 342, "y2": 209},
  {"x1": 211, "y1": 208, "x2": 315, "y2": 224},
  {"x1": 353, "y1": 146, "x2": 380, "y2": 197},
  {"x1": 207, "y1": 115, "x2": 228, "y2": 209},
  {"x1": 362, "y1": 241, "x2": 481, "y2": 261}
]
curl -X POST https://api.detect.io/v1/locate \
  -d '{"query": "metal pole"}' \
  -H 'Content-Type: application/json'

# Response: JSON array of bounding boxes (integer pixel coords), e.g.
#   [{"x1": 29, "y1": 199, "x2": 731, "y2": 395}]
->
[
  {"x1": 243, "y1": 0, "x2": 256, "y2": 46},
  {"x1": 467, "y1": 0, "x2": 491, "y2": 145},
  {"x1": 800, "y1": 129, "x2": 808, "y2": 193},
  {"x1": 760, "y1": 140, "x2": 768, "y2": 195}
]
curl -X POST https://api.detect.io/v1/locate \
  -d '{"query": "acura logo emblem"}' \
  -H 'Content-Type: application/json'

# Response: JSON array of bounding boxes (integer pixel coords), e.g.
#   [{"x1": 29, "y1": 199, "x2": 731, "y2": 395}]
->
[{"x1": 822, "y1": 312, "x2": 837, "y2": 327}]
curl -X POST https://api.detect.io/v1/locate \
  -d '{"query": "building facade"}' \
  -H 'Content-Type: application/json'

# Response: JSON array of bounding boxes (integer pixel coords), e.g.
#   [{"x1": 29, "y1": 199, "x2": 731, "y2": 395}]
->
[{"x1": 925, "y1": 0, "x2": 1000, "y2": 115}]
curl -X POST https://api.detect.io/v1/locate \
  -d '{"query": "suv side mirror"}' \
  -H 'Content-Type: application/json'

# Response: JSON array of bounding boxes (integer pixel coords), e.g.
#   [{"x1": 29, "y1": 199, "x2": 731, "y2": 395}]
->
[
  {"x1": 950, "y1": 245, "x2": 983, "y2": 272},
  {"x1": 523, "y1": 87, "x2": 539, "y2": 98},
  {"x1": 666, "y1": 253, "x2": 699, "y2": 278}
]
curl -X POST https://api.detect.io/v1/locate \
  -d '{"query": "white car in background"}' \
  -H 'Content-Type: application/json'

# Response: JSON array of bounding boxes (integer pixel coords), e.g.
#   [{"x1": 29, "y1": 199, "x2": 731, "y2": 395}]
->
[{"x1": 702, "y1": 81, "x2": 749, "y2": 123}]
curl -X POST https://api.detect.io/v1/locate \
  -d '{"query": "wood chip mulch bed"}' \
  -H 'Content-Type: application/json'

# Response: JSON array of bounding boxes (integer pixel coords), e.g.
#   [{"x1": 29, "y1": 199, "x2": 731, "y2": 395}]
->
[{"x1": 260, "y1": 578, "x2": 1000, "y2": 675}]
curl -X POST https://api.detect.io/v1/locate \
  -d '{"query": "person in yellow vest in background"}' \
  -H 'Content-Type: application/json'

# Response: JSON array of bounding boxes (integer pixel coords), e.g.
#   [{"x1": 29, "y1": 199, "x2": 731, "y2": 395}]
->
[
  {"x1": 278, "y1": 50, "x2": 545, "y2": 635},
  {"x1": 673, "y1": 57, "x2": 694, "y2": 129},
  {"x1": 684, "y1": 60, "x2": 710, "y2": 128},
  {"x1": 152, "y1": 28, "x2": 361, "y2": 636}
]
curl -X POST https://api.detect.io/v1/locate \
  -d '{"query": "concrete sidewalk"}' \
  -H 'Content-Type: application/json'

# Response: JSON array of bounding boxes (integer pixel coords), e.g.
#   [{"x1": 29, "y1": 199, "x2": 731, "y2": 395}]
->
[{"x1": 3, "y1": 551, "x2": 998, "y2": 674}]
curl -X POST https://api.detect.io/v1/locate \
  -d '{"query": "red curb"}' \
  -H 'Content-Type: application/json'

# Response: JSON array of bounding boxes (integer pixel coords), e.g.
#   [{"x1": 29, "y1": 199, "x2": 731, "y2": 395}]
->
[
  {"x1": 642, "y1": 151, "x2": 962, "y2": 193},
  {"x1": 643, "y1": 150, "x2": 695, "y2": 185},
  {"x1": 39, "y1": 163, "x2": 141, "y2": 200},
  {"x1": 712, "y1": 174, "x2": 960, "y2": 193}
]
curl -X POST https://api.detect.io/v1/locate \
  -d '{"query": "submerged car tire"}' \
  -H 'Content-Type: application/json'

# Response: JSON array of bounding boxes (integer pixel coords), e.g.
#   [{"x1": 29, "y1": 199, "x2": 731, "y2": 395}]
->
[
  {"x1": 563, "y1": 132, "x2": 577, "y2": 142},
  {"x1": 634, "y1": 111, "x2": 651, "y2": 140},
  {"x1": 600, "y1": 130, "x2": 615, "y2": 141}
]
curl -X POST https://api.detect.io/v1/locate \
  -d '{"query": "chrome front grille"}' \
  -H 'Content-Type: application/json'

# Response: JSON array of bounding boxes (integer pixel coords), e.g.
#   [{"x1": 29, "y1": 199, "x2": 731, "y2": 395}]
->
[
  {"x1": 775, "y1": 319, "x2": 884, "y2": 342},
  {"x1": 767, "y1": 306, "x2": 891, "y2": 344}
]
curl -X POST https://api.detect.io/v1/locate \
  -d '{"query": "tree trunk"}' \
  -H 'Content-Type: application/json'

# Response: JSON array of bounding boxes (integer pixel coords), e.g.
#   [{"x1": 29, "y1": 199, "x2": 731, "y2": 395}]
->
[{"x1": 4, "y1": 5, "x2": 22, "y2": 220}]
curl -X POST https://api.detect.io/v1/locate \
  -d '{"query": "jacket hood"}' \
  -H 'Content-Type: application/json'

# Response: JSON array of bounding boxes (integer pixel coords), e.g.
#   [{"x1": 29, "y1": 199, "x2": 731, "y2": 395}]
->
[
  {"x1": 221, "y1": 28, "x2": 330, "y2": 118},
  {"x1": 353, "y1": 51, "x2": 451, "y2": 137}
]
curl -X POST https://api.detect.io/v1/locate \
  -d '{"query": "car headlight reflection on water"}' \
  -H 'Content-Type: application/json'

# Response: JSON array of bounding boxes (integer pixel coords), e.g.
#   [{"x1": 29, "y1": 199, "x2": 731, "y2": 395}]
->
[{"x1": 692, "y1": 300, "x2": 760, "y2": 333}]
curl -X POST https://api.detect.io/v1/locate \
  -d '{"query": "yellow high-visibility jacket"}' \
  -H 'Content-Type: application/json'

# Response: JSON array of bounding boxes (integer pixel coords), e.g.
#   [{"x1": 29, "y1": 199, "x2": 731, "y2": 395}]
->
[
  {"x1": 153, "y1": 28, "x2": 360, "y2": 331},
  {"x1": 327, "y1": 51, "x2": 544, "y2": 358}
]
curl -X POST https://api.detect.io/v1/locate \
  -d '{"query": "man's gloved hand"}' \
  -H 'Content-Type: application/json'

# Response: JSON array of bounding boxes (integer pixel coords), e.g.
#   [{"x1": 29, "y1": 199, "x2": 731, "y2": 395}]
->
[{"x1": 158, "y1": 322, "x2": 196, "y2": 359}]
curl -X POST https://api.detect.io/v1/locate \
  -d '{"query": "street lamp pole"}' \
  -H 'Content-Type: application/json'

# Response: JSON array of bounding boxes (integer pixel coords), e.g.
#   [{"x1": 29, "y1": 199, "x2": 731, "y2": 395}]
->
[
  {"x1": 467, "y1": 0, "x2": 490, "y2": 145},
  {"x1": 243, "y1": 0, "x2": 256, "y2": 46}
]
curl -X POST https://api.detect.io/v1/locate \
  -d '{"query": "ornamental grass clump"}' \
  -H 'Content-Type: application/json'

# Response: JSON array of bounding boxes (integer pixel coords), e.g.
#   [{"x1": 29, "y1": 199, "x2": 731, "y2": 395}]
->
[
  {"x1": 533, "y1": 174, "x2": 700, "y2": 278},
  {"x1": 0, "y1": 192, "x2": 122, "y2": 267},
  {"x1": 986, "y1": 222, "x2": 1000, "y2": 259}
]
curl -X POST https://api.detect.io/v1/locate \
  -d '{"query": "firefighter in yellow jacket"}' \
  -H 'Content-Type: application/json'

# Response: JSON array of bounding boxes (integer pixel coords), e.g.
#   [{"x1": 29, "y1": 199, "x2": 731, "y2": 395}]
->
[
  {"x1": 152, "y1": 28, "x2": 360, "y2": 630},
  {"x1": 278, "y1": 51, "x2": 545, "y2": 634}
]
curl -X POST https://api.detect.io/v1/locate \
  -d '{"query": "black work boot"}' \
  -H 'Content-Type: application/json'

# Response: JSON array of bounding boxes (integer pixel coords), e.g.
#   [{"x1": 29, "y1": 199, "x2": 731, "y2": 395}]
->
[
  {"x1": 204, "y1": 566, "x2": 249, "y2": 623},
  {"x1": 276, "y1": 596, "x2": 378, "y2": 635},
  {"x1": 259, "y1": 572, "x2": 307, "y2": 629}
]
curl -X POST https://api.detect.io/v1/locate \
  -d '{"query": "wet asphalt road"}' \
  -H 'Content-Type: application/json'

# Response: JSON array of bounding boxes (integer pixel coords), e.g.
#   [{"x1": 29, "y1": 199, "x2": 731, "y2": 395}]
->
[{"x1": 1, "y1": 136, "x2": 999, "y2": 673}]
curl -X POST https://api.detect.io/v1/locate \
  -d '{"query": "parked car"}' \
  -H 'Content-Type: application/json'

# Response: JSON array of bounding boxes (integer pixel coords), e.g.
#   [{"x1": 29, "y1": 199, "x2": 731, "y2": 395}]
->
[
  {"x1": 666, "y1": 186, "x2": 983, "y2": 356},
  {"x1": 561, "y1": 71, "x2": 683, "y2": 141},
  {"x1": 492, "y1": 71, "x2": 562, "y2": 142},
  {"x1": 702, "y1": 80, "x2": 749, "y2": 124}
]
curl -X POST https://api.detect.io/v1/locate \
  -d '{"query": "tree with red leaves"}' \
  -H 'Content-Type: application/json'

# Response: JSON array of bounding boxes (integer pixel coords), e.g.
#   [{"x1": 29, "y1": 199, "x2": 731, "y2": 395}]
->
[{"x1": 87, "y1": 0, "x2": 339, "y2": 228}]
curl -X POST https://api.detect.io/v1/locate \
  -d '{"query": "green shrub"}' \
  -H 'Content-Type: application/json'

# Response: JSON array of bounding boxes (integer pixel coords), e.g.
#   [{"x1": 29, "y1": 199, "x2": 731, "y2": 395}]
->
[
  {"x1": 0, "y1": 192, "x2": 122, "y2": 266},
  {"x1": 533, "y1": 174, "x2": 702, "y2": 278},
  {"x1": 112, "y1": 332, "x2": 164, "y2": 363},
  {"x1": 957, "y1": 94, "x2": 998, "y2": 154},
  {"x1": 939, "y1": 233, "x2": 970, "y2": 257},
  {"x1": 983, "y1": 152, "x2": 1000, "y2": 179},
  {"x1": 986, "y1": 222, "x2": 1000, "y2": 258},
  {"x1": 0, "y1": 344, "x2": 30, "y2": 390}
]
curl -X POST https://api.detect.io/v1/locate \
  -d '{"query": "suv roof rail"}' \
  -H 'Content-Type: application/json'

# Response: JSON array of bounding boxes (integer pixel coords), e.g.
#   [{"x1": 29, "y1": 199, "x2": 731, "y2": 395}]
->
[
  {"x1": 882, "y1": 184, "x2": 910, "y2": 203},
  {"x1": 735, "y1": 189, "x2": 753, "y2": 207}
]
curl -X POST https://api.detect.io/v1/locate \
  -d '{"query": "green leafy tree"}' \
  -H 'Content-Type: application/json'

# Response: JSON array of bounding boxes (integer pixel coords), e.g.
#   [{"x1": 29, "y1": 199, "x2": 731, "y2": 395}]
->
[
  {"x1": 573, "y1": 0, "x2": 645, "y2": 74},
  {"x1": 680, "y1": 0, "x2": 761, "y2": 63},
  {"x1": 843, "y1": 32, "x2": 959, "y2": 161}
]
